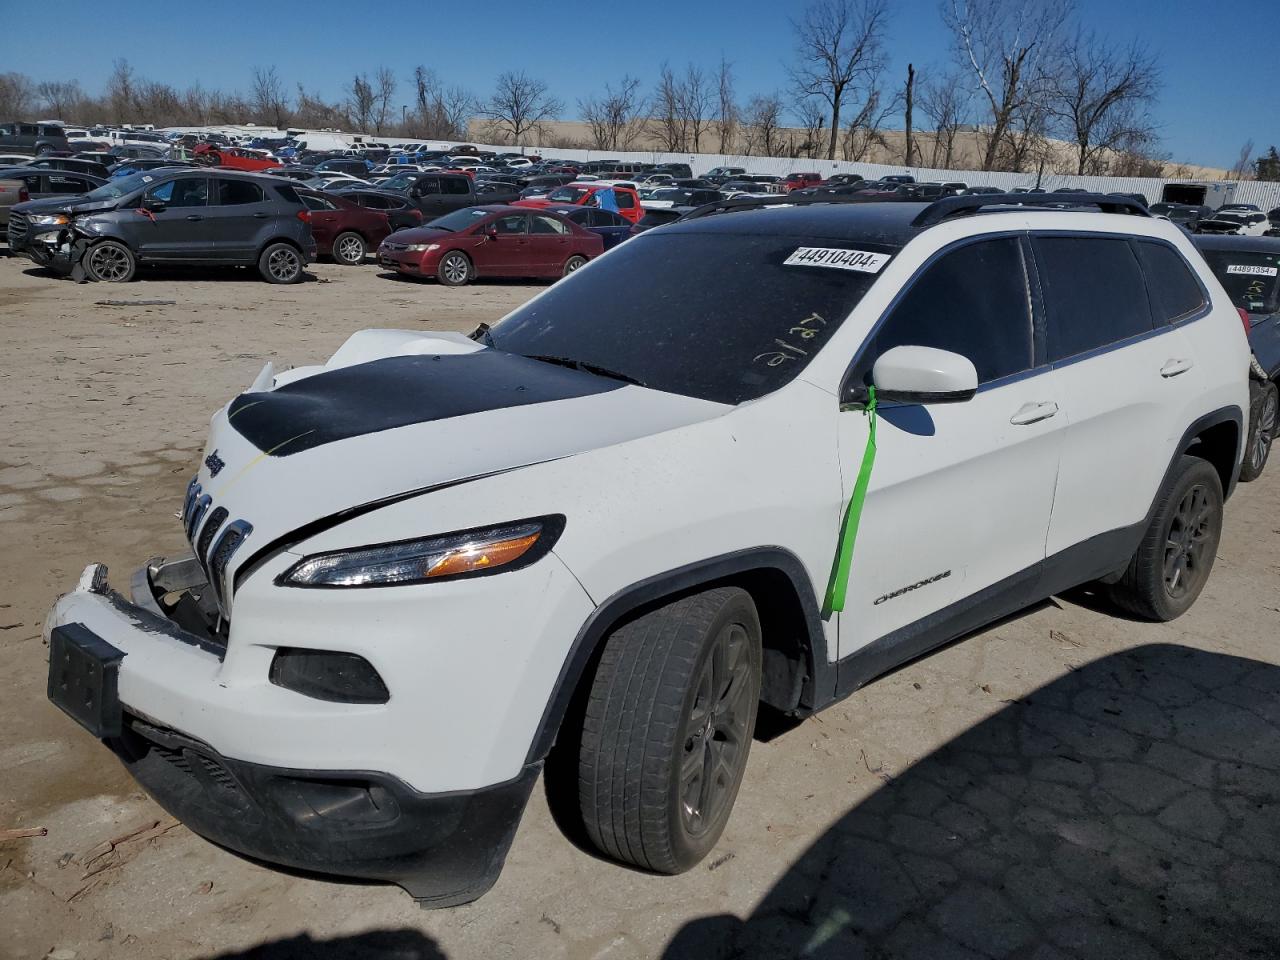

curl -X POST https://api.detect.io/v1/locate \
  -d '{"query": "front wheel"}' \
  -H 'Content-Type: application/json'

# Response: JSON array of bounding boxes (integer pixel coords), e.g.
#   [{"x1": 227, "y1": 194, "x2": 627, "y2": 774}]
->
[
  {"x1": 332, "y1": 231, "x2": 366, "y2": 266},
  {"x1": 1109, "y1": 455, "x2": 1223, "y2": 621},
  {"x1": 259, "y1": 242, "x2": 303, "y2": 284},
  {"x1": 1240, "y1": 380, "x2": 1278, "y2": 482},
  {"x1": 562, "y1": 254, "x2": 588, "y2": 277},
  {"x1": 437, "y1": 251, "x2": 472, "y2": 286},
  {"x1": 579, "y1": 587, "x2": 761, "y2": 873},
  {"x1": 85, "y1": 240, "x2": 136, "y2": 283}
]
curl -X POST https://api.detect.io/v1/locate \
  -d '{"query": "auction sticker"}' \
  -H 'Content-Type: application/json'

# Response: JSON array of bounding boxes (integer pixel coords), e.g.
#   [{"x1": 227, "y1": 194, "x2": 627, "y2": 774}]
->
[
  {"x1": 785, "y1": 247, "x2": 890, "y2": 273},
  {"x1": 1226, "y1": 264, "x2": 1278, "y2": 277}
]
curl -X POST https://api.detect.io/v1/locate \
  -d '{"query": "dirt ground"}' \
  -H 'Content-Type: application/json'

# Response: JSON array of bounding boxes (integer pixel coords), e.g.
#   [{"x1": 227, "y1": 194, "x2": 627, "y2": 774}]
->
[{"x1": 1, "y1": 252, "x2": 1278, "y2": 960}]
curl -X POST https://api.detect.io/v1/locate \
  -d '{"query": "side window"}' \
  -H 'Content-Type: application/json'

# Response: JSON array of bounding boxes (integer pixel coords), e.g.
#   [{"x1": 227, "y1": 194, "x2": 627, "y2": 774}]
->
[
  {"x1": 443, "y1": 177, "x2": 471, "y2": 195},
  {"x1": 491, "y1": 214, "x2": 528, "y2": 235},
  {"x1": 216, "y1": 180, "x2": 265, "y2": 205},
  {"x1": 46, "y1": 175, "x2": 89, "y2": 194},
  {"x1": 300, "y1": 193, "x2": 334, "y2": 211},
  {"x1": 614, "y1": 191, "x2": 636, "y2": 210},
  {"x1": 1034, "y1": 236, "x2": 1154, "y2": 361},
  {"x1": 531, "y1": 214, "x2": 568, "y2": 235},
  {"x1": 19, "y1": 123, "x2": 38, "y2": 136},
  {"x1": 1132, "y1": 241, "x2": 1206, "y2": 324},
  {"x1": 852, "y1": 238, "x2": 1033, "y2": 387},
  {"x1": 414, "y1": 177, "x2": 441, "y2": 196},
  {"x1": 360, "y1": 194, "x2": 389, "y2": 209}
]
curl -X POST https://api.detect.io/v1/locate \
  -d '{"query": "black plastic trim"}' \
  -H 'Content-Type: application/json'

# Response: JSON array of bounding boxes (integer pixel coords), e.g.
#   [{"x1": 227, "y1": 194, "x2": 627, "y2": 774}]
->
[
  {"x1": 524, "y1": 547, "x2": 830, "y2": 765},
  {"x1": 275, "y1": 514, "x2": 565, "y2": 590}
]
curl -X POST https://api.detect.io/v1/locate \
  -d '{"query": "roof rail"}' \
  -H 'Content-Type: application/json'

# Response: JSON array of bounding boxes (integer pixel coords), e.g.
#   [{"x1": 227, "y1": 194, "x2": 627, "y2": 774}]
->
[
  {"x1": 679, "y1": 192, "x2": 882, "y2": 221},
  {"x1": 911, "y1": 192, "x2": 1151, "y2": 228}
]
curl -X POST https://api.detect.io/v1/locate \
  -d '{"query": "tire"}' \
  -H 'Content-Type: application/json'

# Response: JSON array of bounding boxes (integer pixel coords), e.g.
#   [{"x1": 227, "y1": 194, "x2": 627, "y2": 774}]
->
[
  {"x1": 332, "y1": 231, "x2": 366, "y2": 266},
  {"x1": 258, "y1": 242, "x2": 303, "y2": 284},
  {"x1": 562, "y1": 254, "x2": 588, "y2": 277},
  {"x1": 437, "y1": 251, "x2": 472, "y2": 286},
  {"x1": 1239, "y1": 380, "x2": 1278, "y2": 482},
  {"x1": 579, "y1": 587, "x2": 761, "y2": 873},
  {"x1": 1109, "y1": 455, "x2": 1223, "y2": 621},
  {"x1": 84, "y1": 240, "x2": 136, "y2": 283}
]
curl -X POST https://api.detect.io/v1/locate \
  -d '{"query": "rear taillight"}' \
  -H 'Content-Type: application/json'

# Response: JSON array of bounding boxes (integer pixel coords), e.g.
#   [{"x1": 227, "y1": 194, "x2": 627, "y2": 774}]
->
[
  {"x1": 296, "y1": 209, "x2": 311, "y2": 223},
  {"x1": 18, "y1": 188, "x2": 29, "y2": 202},
  {"x1": 1238, "y1": 307, "x2": 1252, "y2": 336}
]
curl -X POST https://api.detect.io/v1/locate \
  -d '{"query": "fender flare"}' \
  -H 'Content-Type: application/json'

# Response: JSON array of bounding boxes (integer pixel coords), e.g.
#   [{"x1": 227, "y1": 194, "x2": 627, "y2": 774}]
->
[{"x1": 524, "y1": 547, "x2": 831, "y2": 765}]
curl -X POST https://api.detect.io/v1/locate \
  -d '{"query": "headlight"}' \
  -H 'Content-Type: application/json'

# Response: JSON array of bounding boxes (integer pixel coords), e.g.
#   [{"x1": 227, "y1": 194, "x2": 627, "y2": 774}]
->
[
  {"x1": 29, "y1": 214, "x2": 71, "y2": 227},
  {"x1": 405, "y1": 243, "x2": 440, "y2": 252},
  {"x1": 278, "y1": 516, "x2": 563, "y2": 588}
]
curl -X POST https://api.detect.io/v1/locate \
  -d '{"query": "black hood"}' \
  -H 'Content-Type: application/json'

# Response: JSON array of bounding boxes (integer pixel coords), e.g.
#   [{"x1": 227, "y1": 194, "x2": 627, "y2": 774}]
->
[{"x1": 12, "y1": 194, "x2": 119, "y2": 217}]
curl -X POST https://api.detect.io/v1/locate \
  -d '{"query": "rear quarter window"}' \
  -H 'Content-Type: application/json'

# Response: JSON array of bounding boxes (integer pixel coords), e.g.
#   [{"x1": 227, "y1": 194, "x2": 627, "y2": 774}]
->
[
  {"x1": 1034, "y1": 236, "x2": 1154, "y2": 361},
  {"x1": 273, "y1": 184, "x2": 302, "y2": 205},
  {"x1": 1132, "y1": 241, "x2": 1206, "y2": 324}
]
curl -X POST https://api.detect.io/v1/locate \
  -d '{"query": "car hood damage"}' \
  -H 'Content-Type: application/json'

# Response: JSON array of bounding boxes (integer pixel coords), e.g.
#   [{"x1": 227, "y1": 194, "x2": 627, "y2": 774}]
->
[{"x1": 193, "y1": 330, "x2": 728, "y2": 577}]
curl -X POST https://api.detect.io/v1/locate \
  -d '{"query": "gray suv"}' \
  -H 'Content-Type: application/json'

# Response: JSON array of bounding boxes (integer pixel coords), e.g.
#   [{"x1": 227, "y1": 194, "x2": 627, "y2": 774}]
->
[
  {"x1": 8, "y1": 169, "x2": 316, "y2": 283},
  {"x1": 0, "y1": 121, "x2": 70, "y2": 156}
]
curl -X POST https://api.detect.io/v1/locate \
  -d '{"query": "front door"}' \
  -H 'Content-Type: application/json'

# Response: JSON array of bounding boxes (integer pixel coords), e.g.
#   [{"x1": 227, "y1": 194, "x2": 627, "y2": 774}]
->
[
  {"x1": 834, "y1": 236, "x2": 1066, "y2": 663},
  {"x1": 134, "y1": 176, "x2": 211, "y2": 259},
  {"x1": 481, "y1": 213, "x2": 531, "y2": 276}
]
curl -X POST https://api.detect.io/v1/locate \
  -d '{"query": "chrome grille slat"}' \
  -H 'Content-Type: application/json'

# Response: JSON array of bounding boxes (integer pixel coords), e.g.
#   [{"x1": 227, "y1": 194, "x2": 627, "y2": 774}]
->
[{"x1": 196, "y1": 506, "x2": 229, "y2": 562}]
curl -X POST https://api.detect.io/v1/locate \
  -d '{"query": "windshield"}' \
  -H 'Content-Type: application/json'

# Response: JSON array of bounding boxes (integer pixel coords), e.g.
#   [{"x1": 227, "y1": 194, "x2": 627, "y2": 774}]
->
[
  {"x1": 487, "y1": 232, "x2": 895, "y2": 404},
  {"x1": 84, "y1": 171, "x2": 151, "y2": 201},
  {"x1": 547, "y1": 186, "x2": 589, "y2": 203},
  {"x1": 426, "y1": 207, "x2": 491, "y2": 231},
  {"x1": 379, "y1": 173, "x2": 419, "y2": 191},
  {"x1": 1202, "y1": 251, "x2": 1280, "y2": 315}
]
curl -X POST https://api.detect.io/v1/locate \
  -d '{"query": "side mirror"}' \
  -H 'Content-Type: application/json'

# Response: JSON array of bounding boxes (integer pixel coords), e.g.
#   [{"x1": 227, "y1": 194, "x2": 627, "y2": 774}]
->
[
  {"x1": 486, "y1": 226, "x2": 499, "y2": 240},
  {"x1": 845, "y1": 345, "x2": 978, "y2": 406},
  {"x1": 143, "y1": 200, "x2": 166, "y2": 213}
]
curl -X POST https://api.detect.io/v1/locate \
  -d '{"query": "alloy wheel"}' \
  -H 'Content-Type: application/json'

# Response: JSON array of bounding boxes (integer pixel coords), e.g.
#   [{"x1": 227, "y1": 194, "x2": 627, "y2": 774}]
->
[
  {"x1": 1163, "y1": 483, "x2": 1217, "y2": 600},
  {"x1": 1250, "y1": 388, "x2": 1277, "y2": 471},
  {"x1": 89, "y1": 245, "x2": 130, "y2": 281},
  {"x1": 268, "y1": 248, "x2": 300, "y2": 281},
  {"x1": 336, "y1": 235, "x2": 364, "y2": 264},
  {"x1": 678, "y1": 620, "x2": 754, "y2": 838},
  {"x1": 442, "y1": 254, "x2": 468, "y2": 284}
]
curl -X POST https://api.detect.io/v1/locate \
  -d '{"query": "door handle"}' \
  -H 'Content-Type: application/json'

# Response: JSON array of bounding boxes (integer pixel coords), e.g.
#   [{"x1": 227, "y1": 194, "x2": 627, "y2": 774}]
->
[
  {"x1": 253, "y1": 212, "x2": 269, "y2": 219},
  {"x1": 1160, "y1": 358, "x2": 1193, "y2": 378},
  {"x1": 1009, "y1": 401, "x2": 1059, "y2": 425},
  {"x1": 186, "y1": 215, "x2": 203, "y2": 221}
]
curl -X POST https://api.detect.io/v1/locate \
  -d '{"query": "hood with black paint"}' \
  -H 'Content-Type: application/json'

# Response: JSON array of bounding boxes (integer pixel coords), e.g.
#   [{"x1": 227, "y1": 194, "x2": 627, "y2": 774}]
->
[{"x1": 189, "y1": 329, "x2": 729, "y2": 582}]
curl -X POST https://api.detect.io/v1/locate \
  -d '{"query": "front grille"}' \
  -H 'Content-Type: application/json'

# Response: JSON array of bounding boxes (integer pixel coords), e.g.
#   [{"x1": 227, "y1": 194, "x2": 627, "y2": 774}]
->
[
  {"x1": 7, "y1": 211, "x2": 28, "y2": 245},
  {"x1": 196, "y1": 506, "x2": 229, "y2": 561}
]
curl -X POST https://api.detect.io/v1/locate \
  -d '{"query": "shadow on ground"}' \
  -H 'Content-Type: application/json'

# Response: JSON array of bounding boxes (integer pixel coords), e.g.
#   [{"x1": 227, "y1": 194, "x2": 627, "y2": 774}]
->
[
  {"x1": 665, "y1": 643, "x2": 1280, "y2": 960},
  {"x1": 200, "y1": 929, "x2": 446, "y2": 959}
]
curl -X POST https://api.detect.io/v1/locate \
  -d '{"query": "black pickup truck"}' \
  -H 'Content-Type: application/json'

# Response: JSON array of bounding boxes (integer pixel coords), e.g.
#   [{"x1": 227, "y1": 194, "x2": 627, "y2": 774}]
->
[{"x1": 378, "y1": 172, "x2": 519, "y2": 218}]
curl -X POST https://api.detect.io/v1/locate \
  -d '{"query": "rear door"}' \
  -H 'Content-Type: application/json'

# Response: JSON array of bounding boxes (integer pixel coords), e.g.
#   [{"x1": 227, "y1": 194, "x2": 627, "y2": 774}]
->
[
  {"x1": 204, "y1": 178, "x2": 271, "y2": 262},
  {"x1": 527, "y1": 213, "x2": 573, "y2": 273},
  {"x1": 300, "y1": 193, "x2": 340, "y2": 252},
  {"x1": 1034, "y1": 233, "x2": 1205, "y2": 567}
]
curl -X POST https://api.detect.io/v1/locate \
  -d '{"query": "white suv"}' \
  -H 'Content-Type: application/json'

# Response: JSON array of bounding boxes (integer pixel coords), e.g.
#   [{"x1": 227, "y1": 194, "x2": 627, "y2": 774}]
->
[{"x1": 46, "y1": 194, "x2": 1249, "y2": 907}]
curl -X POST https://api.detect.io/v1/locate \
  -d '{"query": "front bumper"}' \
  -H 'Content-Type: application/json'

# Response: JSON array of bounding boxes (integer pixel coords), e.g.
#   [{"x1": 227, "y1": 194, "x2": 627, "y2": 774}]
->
[
  {"x1": 44, "y1": 561, "x2": 558, "y2": 904},
  {"x1": 111, "y1": 710, "x2": 539, "y2": 906},
  {"x1": 377, "y1": 245, "x2": 430, "y2": 273}
]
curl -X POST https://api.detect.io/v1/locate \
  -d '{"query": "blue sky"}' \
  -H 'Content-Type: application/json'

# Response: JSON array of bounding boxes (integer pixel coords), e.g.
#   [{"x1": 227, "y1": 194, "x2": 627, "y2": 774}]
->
[{"x1": 7, "y1": 0, "x2": 1277, "y2": 168}]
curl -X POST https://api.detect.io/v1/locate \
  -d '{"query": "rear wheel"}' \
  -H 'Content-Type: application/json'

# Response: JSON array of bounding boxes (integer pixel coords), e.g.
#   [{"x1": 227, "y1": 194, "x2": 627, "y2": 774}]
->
[
  {"x1": 562, "y1": 254, "x2": 588, "y2": 277},
  {"x1": 1240, "y1": 380, "x2": 1278, "y2": 482},
  {"x1": 437, "y1": 251, "x2": 472, "y2": 286},
  {"x1": 258, "y1": 242, "x2": 303, "y2": 284},
  {"x1": 332, "y1": 231, "x2": 367, "y2": 266},
  {"x1": 1109, "y1": 455, "x2": 1223, "y2": 621},
  {"x1": 579, "y1": 587, "x2": 761, "y2": 873},
  {"x1": 85, "y1": 240, "x2": 136, "y2": 283}
]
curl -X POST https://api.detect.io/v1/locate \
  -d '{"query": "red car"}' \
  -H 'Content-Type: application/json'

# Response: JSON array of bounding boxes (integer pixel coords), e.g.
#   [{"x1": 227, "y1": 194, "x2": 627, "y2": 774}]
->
[
  {"x1": 513, "y1": 182, "x2": 643, "y2": 224},
  {"x1": 297, "y1": 189, "x2": 393, "y2": 265},
  {"x1": 192, "y1": 145, "x2": 280, "y2": 172},
  {"x1": 377, "y1": 205, "x2": 603, "y2": 286},
  {"x1": 781, "y1": 172, "x2": 824, "y2": 192}
]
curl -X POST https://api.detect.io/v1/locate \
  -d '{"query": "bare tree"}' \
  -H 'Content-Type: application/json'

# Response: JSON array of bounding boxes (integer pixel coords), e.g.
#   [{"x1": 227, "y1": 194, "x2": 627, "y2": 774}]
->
[
  {"x1": 347, "y1": 73, "x2": 376, "y2": 131},
  {"x1": 0, "y1": 72, "x2": 34, "y2": 119},
  {"x1": 944, "y1": 0, "x2": 1071, "y2": 171},
  {"x1": 34, "y1": 80, "x2": 83, "y2": 120},
  {"x1": 741, "y1": 93, "x2": 785, "y2": 156},
  {"x1": 918, "y1": 70, "x2": 971, "y2": 168},
  {"x1": 106, "y1": 59, "x2": 138, "y2": 123},
  {"x1": 1230, "y1": 139, "x2": 1255, "y2": 179},
  {"x1": 650, "y1": 63, "x2": 684, "y2": 151},
  {"x1": 841, "y1": 83, "x2": 899, "y2": 161},
  {"x1": 296, "y1": 84, "x2": 348, "y2": 130},
  {"x1": 250, "y1": 66, "x2": 289, "y2": 129},
  {"x1": 714, "y1": 58, "x2": 739, "y2": 153},
  {"x1": 1111, "y1": 127, "x2": 1167, "y2": 177},
  {"x1": 480, "y1": 71, "x2": 562, "y2": 145},
  {"x1": 372, "y1": 66, "x2": 397, "y2": 133},
  {"x1": 902, "y1": 63, "x2": 916, "y2": 166},
  {"x1": 788, "y1": 0, "x2": 890, "y2": 160},
  {"x1": 796, "y1": 97, "x2": 828, "y2": 158},
  {"x1": 1054, "y1": 30, "x2": 1159, "y2": 175},
  {"x1": 411, "y1": 67, "x2": 473, "y2": 140},
  {"x1": 579, "y1": 76, "x2": 643, "y2": 150},
  {"x1": 678, "y1": 64, "x2": 713, "y2": 152}
]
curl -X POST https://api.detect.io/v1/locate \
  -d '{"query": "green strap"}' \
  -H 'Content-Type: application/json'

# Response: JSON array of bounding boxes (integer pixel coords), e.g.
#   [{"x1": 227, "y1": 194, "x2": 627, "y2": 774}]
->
[{"x1": 823, "y1": 386, "x2": 878, "y2": 615}]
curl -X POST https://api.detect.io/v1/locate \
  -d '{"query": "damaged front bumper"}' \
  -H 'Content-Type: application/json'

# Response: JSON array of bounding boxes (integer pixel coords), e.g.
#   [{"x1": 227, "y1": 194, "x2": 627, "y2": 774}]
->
[
  {"x1": 45, "y1": 561, "x2": 539, "y2": 906},
  {"x1": 21, "y1": 226, "x2": 91, "y2": 278}
]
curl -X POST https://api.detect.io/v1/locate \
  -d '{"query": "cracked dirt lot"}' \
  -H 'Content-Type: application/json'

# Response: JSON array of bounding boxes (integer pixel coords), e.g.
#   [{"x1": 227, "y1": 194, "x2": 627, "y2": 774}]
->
[{"x1": 1, "y1": 252, "x2": 1278, "y2": 960}]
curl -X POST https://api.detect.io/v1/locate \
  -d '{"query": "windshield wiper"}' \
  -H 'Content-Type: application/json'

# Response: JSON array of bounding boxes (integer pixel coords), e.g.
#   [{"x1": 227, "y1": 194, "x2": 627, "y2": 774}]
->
[{"x1": 525, "y1": 354, "x2": 647, "y2": 387}]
